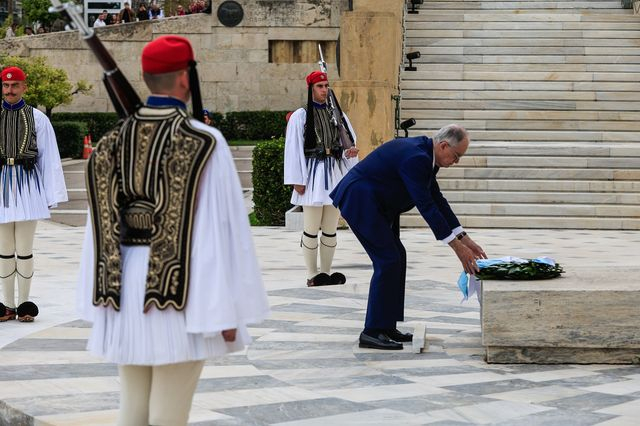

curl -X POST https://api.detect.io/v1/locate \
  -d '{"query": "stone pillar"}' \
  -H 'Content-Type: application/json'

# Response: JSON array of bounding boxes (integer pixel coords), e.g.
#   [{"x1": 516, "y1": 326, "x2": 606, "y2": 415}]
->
[{"x1": 332, "y1": 0, "x2": 404, "y2": 158}]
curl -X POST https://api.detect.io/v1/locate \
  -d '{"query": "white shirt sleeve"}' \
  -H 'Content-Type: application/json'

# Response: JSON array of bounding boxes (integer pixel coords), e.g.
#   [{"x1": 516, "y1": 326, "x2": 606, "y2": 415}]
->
[
  {"x1": 283, "y1": 108, "x2": 308, "y2": 186},
  {"x1": 342, "y1": 112, "x2": 357, "y2": 146},
  {"x1": 34, "y1": 109, "x2": 68, "y2": 208}
]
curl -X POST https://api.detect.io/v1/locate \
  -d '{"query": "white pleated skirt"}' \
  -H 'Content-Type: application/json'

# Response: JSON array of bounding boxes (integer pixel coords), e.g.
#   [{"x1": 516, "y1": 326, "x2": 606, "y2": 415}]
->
[
  {"x1": 86, "y1": 245, "x2": 251, "y2": 366},
  {"x1": 290, "y1": 156, "x2": 357, "y2": 206},
  {"x1": 0, "y1": 166, "x2": 51, "y2": 223}
]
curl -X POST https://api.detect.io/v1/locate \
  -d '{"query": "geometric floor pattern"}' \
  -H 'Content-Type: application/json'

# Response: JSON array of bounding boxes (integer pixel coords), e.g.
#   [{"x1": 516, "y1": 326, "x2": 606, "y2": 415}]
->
[{"x1": 0, "y1": 223, "x2": 639, "y2": 425}]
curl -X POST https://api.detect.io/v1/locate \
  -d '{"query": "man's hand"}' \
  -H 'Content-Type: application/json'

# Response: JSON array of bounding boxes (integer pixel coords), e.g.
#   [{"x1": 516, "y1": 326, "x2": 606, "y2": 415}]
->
[
  {"x1": 222, "y1": 329, "x2": 237, "y2": 342},
  {"x1": 460, "y1": 235, "x2": 487, "y2": 260},
  {"x1": 345, "y1": 147, "x2": 359, "y2": 159},
  {"x1": 293, "y1": 184, "x2": 305, "y2": 195},
  {"x1": 449, "y1": 239, "x2": 480, "y2": 274}
]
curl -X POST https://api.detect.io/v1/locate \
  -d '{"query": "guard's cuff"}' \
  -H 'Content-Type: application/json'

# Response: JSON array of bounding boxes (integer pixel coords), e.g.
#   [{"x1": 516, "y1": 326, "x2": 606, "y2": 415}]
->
[{"x1": 452, "y1": 225, "x2": 464, "y2": 235}]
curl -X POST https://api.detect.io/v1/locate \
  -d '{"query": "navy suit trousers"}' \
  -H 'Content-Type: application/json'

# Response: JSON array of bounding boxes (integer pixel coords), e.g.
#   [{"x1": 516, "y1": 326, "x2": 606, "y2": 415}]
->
[{"x1": 349, "y1": 210, "x2": 407, "y2": 330}]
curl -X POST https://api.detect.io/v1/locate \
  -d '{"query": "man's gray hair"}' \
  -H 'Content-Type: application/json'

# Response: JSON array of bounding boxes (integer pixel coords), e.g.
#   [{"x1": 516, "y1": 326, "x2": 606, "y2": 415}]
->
[{"x1": 432, "y1": 124, "x2": 468, "y2": 148}]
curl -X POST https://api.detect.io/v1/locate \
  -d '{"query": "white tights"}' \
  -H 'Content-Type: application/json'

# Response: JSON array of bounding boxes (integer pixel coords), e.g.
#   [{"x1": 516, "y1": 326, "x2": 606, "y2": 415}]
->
[
  {"x1": 0, "y1": 221, "x2": 37, "y2": 308},
  {"x1": 117, "y1": 360, "x2": 205, "y2": 426},
  {"x1": 301, "y1": 205, "x2": 339, "y2": 279}
]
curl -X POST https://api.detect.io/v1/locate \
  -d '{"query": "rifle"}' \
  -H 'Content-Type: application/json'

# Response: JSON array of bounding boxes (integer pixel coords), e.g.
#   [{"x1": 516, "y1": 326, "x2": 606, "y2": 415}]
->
[
  {"x1": 317, "y1": 44, "x2": 354, "y2": 150},
  {"x1": 48, "y1": 1, "x2": 142, "y2": 118}
]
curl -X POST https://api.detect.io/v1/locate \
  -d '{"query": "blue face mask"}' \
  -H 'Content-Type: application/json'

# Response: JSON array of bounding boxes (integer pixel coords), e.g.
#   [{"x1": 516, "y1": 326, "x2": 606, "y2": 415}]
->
[{"x1": 457, "y1": 271, "x2": 481, "y2": 303}]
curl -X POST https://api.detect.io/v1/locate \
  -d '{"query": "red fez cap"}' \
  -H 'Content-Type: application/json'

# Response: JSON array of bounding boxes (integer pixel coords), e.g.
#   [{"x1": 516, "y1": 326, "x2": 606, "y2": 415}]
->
[
  {"x1": 1, "y1": 66, "x2": 26, "y2": 82},
  {"x1": 142, "y1": 35, "x2": 194, "y2": 74},
  {"x1": 306, "y1": 71, "x2": 327, "y2": 86}
]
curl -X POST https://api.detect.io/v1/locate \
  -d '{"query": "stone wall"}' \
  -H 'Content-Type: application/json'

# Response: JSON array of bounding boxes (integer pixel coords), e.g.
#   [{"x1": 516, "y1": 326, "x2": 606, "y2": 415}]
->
[
  {"x1": 0, "y1": 0, "x2": 404, "y2": 155},
  {"x1": 0, "y1": 0, "x2": 342, "y2": 113}
]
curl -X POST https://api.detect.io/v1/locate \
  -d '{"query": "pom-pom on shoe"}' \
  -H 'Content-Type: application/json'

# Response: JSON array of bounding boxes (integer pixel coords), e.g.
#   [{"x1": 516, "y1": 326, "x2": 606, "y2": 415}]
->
[
  {"x1": 17, "y1": 301, "x2": 38, "y2": 322},
  {"x1": 306, "y1": 273, "x2": 332, "y2": 287},
  {"x1": 0, "y1": 303, "x2": 16, "y2": 322},
  {"x1": 330, "y1": 272, "x2": 346, "y2": 285}
]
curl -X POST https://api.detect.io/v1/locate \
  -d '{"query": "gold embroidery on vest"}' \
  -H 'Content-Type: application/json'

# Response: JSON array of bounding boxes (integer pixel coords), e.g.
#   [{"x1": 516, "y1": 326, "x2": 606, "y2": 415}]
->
[{"x1": 87, "y1": 108, "x2": 215, "y2": 311}]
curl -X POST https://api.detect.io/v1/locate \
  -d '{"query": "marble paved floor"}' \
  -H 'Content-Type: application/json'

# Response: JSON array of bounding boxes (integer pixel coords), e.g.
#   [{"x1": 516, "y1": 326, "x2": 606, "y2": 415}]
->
[{"x1": 0, "y1": 221, "x2": 638, "y2": 425}]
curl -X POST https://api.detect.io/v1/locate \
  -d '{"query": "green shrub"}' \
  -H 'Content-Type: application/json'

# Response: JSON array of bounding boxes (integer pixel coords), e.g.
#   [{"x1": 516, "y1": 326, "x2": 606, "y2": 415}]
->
[
  {"x1": 252, "y1": 138, "x2": 291, "y2": 226},
  {"x1": 222, "y1": 111, "x2": 289, "y2": 140},
  {"x1": 51, "y1": 121, "x2": 88, "y2": 159},
  {"x1": 52, "y1": 112, "x2": 119, "y2": 143},
  {"x1": 203, "y1": 110, "x2": 288, "y2": 140},
  {"x1": 51, "y1": 110, "x2": 288, "y2": 142}
]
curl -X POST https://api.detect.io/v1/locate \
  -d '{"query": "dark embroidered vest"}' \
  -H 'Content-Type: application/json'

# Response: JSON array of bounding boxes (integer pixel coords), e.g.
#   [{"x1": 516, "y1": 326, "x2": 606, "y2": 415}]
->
[
  {"x1": 86, "y1": 107, "x2": 216, "y2": 311},
  {"x1": 304, "y1": 106, "x2": 342, "y2": 159},
  {"x1": 0, "y1": 101, "x2": 38, "y2": 170}
]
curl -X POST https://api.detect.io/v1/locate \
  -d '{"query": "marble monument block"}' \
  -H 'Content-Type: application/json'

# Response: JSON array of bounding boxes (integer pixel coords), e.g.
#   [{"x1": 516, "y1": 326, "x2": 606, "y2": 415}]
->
[{"x1": 481, "y1": 269, "x2": 640, "y2": 364}]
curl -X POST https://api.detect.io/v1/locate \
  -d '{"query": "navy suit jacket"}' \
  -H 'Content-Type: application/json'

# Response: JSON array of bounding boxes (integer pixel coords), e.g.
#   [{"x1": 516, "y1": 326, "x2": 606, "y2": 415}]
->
[{"x1": 330, "y1": 136, "x2": 460, "y2": 241}]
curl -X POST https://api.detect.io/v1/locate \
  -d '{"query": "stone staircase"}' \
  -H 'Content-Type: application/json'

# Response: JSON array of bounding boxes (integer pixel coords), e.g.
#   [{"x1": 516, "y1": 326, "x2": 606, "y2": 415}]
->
[
  {"x1": 400, "y1": 0, "x2": 640, "y2": 229},
  {"x1": 52, "y1": 146, "x2": 255, "y2": 227},
  {"x1": 231, "y1": 145, "x2": 255, "y2": 190}
]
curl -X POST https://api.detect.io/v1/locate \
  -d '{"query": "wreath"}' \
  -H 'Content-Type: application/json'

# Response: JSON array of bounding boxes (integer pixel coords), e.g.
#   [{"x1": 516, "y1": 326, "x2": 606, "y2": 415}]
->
[{"x1": 475, "y1": 259, "x2": 564, "y2": 280}]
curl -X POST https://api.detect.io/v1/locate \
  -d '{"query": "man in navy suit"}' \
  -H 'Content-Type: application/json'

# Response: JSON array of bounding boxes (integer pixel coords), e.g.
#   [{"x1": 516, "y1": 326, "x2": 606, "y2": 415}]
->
[{"x1": 330, "y1": 124, "x2": 487, "y2": 350}]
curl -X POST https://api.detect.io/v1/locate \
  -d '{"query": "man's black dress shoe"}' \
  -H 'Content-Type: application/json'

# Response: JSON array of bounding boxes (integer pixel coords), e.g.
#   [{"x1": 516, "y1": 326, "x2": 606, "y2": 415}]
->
[
  {"x1": 385, "y1": 329, "x2": 413, "y2": 343},
  {"x1": 359, "y1": 332, "x2": 403, "y2": 350}
]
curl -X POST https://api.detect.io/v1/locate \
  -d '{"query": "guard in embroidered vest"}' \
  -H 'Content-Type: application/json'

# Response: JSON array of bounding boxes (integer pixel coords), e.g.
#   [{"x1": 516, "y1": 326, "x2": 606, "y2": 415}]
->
[
  {"x1": 78, "y1": 35, "x2": 269, "y2": 426},
  {"x1": 0, "y1": 66, "x2": 68, "y2": 323},
  {"x1": 284, "y1": 70, "x2": 359, "y2": 287}
]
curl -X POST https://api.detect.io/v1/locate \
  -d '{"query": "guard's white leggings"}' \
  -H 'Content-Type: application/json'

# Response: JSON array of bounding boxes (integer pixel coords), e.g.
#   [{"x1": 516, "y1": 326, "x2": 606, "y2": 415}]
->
[
  {"x1": 117, "y1": 360, "x2": 205, "y2": 426},
  {"x1": 0, "y1": 221, "x2": 37, "y2": 308},
  {"x1": 301, "y1": 205, "x2": 339, "y2": 279}
]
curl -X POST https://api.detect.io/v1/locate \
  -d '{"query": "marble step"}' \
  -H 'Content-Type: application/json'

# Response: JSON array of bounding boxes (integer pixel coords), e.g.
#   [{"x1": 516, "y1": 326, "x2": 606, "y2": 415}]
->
[
  {"x1": 417, "y1": 129, "x2": 639, "y2": 142},
  {"x1": 409, "y1": 47, "x2": 640, "y2": 58},
  {"x1": 463, "y1": 143, "x2": 640, "y2": 157},
  {"x1": 403, "y1": 110, "x2": 640, "y2": 121},
  {"x1": 230, "y1": 146, "x2": 255, "y2": 189},
  {"x1": 51, "y1": 199, "x2": 89, "y2": 227},
  {"x1": 452, "y1": 155, "x2": 640, "y2": 169},
  {"x1": 418, "y1": 2, "x2": 621, "y2": 10},
  {"x1": 238, "y1": 171, "x2": 253, "y2": 189},
  {"x1": 403, "y1": 90, "x2": 639, "y2": 101},
  {"x1": 399, "y1": 214, "x2": 640, "y2": 230},
  {"x1": 410, "y1": 119, "x2": 640, "y2": 132},
  {"x1": 230, "y1": 145, "x2": 254, "y2": 157},
  {"x1": 406, "y1": 11, "x2": 637, "y2": 22},
  {"x1": 413, "y1": 54, "x2": 640, "y2": 64},
  {"x1": 408, "y1": 38, "x2": 640, "y2": 48},
  {"x1": 402, "y1": 100, "x2": 640, "y2": 113},
  {"x1": 418, "y1": 0, "x2": 625, "y2": 3},
  {"x1": 66, "y1": 188, "x2": 87, "y2": 201},
  {"x1": 400, "y1": 63, "x2": 640, "y2": 72},
  {"x1": 49, "y1": 212, "x2": 87, "y2": 227},
  {"x1": 406, "y1": 202, "x2": 640, "y2": 217},
  {"x1": 233, "y1": 157, "x2": 253, "y2": 170},
  {"x1": 406, "y1": 22, "x2": 640, "y2": 31},
  {"x1": 443, "y1": 190, "x2": 640, "y2": 204},
  {"x1": 401, "y1": 80, "x2": 640, "y2": 91},
  {"x1": 406, "y1": 29, "x2": 640, "y2": 38},
  {"x1": 63, "y1": 170, "x2": 86, "y2": 191},
  {"x1": 400, "y1": 70, "x2": 639, "y2": 81},
  {"x1": 437, "y1": 167, "x2": 640, "y2": 180},
  {"x1": 438, "y1": 178, "x2": 640, "y2": 193}
]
